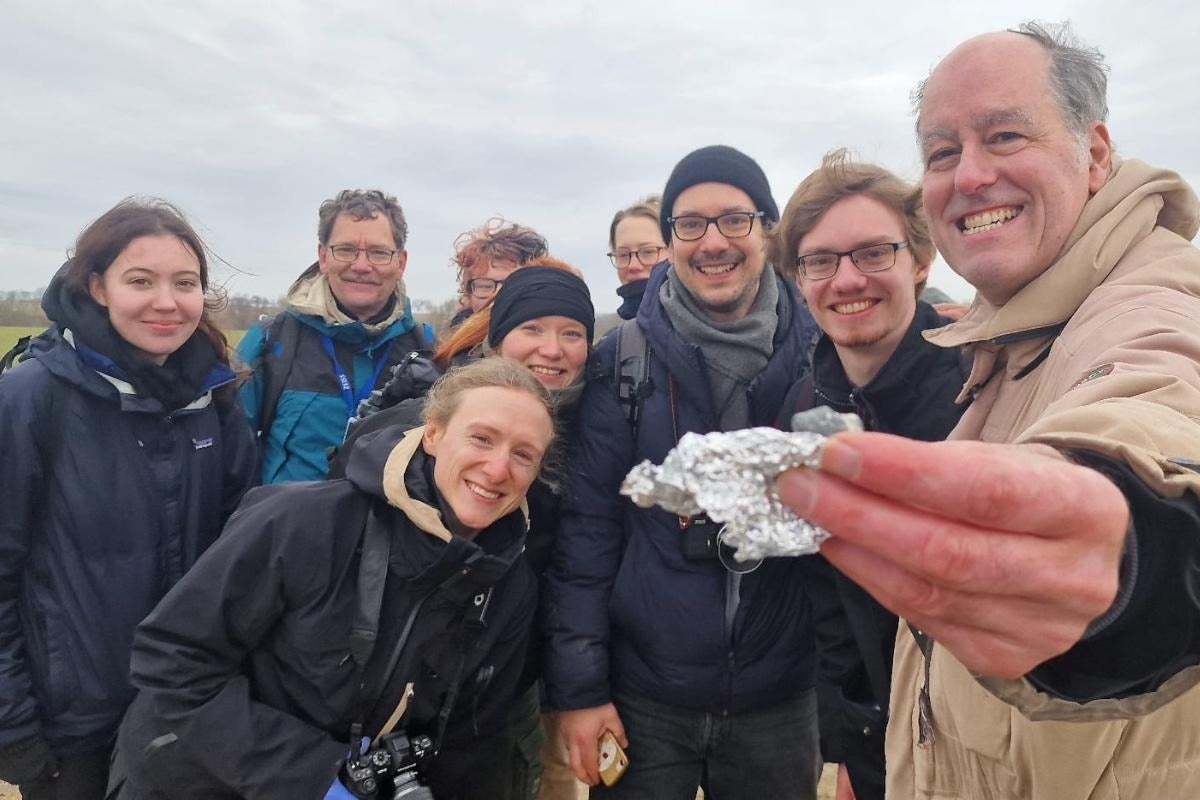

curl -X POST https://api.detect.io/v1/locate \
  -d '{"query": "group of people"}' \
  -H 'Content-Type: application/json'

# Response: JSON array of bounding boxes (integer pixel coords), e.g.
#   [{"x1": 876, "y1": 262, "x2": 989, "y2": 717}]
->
[{"x1": 1, "y1": 18, "x2": 1198, "y2": 800}]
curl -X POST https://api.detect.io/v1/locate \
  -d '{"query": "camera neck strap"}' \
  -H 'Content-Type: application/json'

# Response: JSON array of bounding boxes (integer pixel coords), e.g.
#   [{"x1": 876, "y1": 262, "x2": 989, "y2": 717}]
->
[{"x1": 346, "y1": 502, "x2": 495, "y2": 756}]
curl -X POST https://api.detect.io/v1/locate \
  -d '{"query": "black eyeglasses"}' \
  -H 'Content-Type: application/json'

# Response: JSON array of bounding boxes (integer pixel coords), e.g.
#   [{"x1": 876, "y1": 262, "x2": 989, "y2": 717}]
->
[
  {"x1": 607, "y1": 245, "x2": 665, "y2": 269},
  {"x1": 326, "y1": 244, "x2": 400, "y2": 266},
  {"x1": 796, "y1": 242, "x2": 910, "y2": 280},
  {"x1": 668, "y1": 211, "x2": 764, "y2": 242},
  {"x1": 466, "y1": 277, "x2": 504, "y2": 299}
]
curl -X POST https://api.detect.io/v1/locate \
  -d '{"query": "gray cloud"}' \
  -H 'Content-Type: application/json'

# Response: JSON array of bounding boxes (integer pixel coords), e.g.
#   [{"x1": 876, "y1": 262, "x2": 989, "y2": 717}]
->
[{"x1": 2, "y1": 0, "x2": 1198, "y2": 311}]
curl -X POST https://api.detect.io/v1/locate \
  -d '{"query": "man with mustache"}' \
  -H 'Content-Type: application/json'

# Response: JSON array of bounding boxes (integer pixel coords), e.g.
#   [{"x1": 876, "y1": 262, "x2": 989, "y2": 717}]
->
[
  {"x1": 237, "y1": 189, "x2": 431, "y2": 483},
  {"x1": 545, "y1": 145, "x2": 822, "y2": 798},
  {"x1": 776, "y1": 21, "x2": 1200, "y2": 799}
]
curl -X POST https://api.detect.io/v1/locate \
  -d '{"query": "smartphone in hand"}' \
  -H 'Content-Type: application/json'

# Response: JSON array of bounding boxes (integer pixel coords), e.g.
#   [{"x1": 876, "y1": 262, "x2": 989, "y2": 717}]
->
[{"x1": 598, "y1": 729, "x2": 629, "y2": 787}]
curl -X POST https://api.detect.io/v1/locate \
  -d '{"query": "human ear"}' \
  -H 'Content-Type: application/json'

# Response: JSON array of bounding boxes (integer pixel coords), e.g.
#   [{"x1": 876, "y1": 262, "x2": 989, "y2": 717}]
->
[
  {"x1": 88, "y1": 273, "x2": 108, "y2": 307},
  {"x1": 1087, "y1": 122, "x2": 1114, "y2": 194}
]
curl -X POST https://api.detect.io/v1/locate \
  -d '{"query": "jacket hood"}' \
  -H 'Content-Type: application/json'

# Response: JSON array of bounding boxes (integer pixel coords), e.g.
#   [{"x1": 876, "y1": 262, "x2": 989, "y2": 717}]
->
[
  {"x1": 929, "y1": 157, "x2": 1200, "y2": 349},
  {"x1": 344, "y1": 425, "x2": 449, "y2": 540},
  {"x1": 286, "y1": 266, "x2": 414, "y2": 339}
]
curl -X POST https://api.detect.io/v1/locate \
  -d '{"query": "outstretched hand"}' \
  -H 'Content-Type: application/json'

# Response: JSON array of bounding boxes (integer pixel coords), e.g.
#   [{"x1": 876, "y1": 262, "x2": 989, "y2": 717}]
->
[{"x1": 777, "y1": 432, "x2": 1129, "y2": 678}]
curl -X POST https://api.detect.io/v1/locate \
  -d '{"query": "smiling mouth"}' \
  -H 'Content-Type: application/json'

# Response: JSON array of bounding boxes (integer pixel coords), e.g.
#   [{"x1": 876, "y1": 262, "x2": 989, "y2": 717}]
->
[
  {"x1": 528, "y1": 366, "x2": 565, "y2": 377},
  {"x1": 832, "y1": 300, "x2": 877, "y2": 315},
  {"x1": 466, "y1": 481, "x2": 500, "y2": 501},
  {"x1": 959, "y1": 206, "x2": 1022, "y2": 235},
  {"x1": 693, "y1": 261, "x2": 738, "y2": 276}
]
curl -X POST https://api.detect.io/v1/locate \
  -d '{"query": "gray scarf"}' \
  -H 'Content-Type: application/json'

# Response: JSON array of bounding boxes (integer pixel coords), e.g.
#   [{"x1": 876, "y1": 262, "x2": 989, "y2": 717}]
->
[{"x1": 660, "y1": 266, "x2": 779, "y2": 431}]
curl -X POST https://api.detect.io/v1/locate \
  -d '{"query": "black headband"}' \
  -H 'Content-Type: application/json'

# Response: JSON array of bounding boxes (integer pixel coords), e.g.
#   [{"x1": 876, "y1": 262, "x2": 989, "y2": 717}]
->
[{"x1": 487, "y1": 266, "x2": 595, "y2": 348}]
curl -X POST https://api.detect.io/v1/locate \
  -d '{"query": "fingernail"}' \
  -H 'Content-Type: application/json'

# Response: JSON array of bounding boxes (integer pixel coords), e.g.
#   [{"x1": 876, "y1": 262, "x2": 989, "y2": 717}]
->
[
  {"x1": 821, "y1": 436, "x2": 861, "y2": 480},
  {"x1": 777, "y1": 468, "x2": 817, "y2": 516}
]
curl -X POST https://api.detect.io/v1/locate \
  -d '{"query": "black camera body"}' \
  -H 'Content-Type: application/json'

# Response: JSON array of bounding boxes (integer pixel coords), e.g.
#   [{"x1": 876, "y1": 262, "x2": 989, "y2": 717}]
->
[
  {"x1": 680, "y1": 515, "x2": 721, "y2": 561},
  {"x1": 341, "y1": 731, "x2": 434, "y2": 800}
]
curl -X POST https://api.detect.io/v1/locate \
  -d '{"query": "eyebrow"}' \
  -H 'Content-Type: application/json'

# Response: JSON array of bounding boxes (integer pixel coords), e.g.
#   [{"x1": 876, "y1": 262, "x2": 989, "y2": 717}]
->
[
  {"x1": 675, "y1": 206, "x2": 755, "y2": 216},
  {"x1": 920, "y1": 107, "x2": 1035, "y2": 148},
  {"x1": 799, "y1": 236, "x2": 898, "y2": 255},
  {"x1": 118, "y1": 264, "x2": 201, "y2": 277}
]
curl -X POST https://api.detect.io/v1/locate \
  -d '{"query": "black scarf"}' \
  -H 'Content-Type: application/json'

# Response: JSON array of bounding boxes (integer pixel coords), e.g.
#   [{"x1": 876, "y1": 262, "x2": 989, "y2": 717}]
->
[{"x1": 41, "y1": 262, "x2": 221, "y2": 411}]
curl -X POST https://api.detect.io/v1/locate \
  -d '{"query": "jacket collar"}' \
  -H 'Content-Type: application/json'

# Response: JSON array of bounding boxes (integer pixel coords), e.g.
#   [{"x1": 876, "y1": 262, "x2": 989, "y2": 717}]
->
[
  {"x1": 287, "y1": 268, "x2": 414, "y2": 340},
  {"x1": 814, "y1": 302, "x2": 953, "y2": 406}
]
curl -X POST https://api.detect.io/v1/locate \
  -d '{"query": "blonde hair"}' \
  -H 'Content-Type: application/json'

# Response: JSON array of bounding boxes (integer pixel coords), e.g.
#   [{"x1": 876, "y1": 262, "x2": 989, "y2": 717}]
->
[{"x1": 608, "y1": 195, "x2": 663, "y2": 249}]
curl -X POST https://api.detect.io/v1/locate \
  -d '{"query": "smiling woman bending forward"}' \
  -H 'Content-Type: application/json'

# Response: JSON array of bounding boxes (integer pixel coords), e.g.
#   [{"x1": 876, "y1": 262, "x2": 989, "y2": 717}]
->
[{"x1": 109, "y1": 359, "x2": 557, "y2": 800}]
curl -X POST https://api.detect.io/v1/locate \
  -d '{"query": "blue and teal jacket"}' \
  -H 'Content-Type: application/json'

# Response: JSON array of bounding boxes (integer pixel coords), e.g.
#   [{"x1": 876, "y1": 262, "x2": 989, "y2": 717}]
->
[{"x1": 236, "y1": 273, "x2": 431, "y2": 484}]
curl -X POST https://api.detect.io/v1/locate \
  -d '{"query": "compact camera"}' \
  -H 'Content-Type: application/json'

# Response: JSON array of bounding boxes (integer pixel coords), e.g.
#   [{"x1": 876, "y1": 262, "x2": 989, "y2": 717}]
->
[{"x1": 341, "y1": 731, "x2": 434, "y2": 800}]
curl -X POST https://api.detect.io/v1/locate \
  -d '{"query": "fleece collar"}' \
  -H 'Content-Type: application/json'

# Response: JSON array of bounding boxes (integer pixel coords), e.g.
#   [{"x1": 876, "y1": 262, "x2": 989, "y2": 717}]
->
[{"x1": 287, "y1": 269, "x2": 410, "y2": 334}]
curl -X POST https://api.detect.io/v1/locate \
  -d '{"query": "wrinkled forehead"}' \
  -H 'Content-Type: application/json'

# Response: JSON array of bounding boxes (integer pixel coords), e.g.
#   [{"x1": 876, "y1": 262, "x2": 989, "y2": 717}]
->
[{"x1": 917, "y1": 32, "x2": 1052, "y2": 134}]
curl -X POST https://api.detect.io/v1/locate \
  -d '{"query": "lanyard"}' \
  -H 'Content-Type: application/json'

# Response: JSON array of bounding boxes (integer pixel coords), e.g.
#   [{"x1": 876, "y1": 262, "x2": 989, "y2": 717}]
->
[{"x1": 321, "y1": 335, "x2": 391, "y2": 418}]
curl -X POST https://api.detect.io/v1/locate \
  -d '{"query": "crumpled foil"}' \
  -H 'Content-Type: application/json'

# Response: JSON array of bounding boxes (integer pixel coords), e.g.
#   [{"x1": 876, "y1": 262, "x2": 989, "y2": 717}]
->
[{"x1": 620, "y1": 407, "x2": 862, "y2": 560}]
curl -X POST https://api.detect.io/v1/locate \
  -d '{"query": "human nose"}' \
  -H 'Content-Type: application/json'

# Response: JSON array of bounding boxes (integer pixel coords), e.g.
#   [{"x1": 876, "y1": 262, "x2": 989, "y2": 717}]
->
[
  {"x1": 348, "y1": 248, "x2": 373, "y2": 270},
  {"x1": 151, "y1": 284, "x2": 179, "y2": 310},
  {"x1": 696, "y1": 220, "x2": 731, "y2": 250},
  {"x1": 830, "y1": 254, "x2": 868, "y2": 289},
  {"x1": 480, "y1": 450, "x2": 511, "y2": 482},
  {"x1": 538, "y1": 335, "x2": 565, "y2": 360},
  {"x1": 953, "y1": 143, "x2": 998, "y2": 196}
]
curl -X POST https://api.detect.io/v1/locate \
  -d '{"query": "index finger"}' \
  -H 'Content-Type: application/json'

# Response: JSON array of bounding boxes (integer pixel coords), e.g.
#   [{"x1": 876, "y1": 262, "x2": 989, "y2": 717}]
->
[{"x1": 811, "y1": 431, "x2": 1126, "y2": 537}]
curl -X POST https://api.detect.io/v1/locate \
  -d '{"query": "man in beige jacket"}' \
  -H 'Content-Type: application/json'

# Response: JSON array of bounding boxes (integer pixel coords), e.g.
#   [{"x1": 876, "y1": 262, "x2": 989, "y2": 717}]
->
[{"x1": 777, "y1": 21, "x2": 1200, "y2": 799}]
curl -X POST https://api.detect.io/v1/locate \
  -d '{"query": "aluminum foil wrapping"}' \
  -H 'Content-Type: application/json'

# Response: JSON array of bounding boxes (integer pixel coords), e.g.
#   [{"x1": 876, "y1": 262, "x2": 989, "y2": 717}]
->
[{"x1": 620, "y1": 408, "x2": 862, "y2": 560}]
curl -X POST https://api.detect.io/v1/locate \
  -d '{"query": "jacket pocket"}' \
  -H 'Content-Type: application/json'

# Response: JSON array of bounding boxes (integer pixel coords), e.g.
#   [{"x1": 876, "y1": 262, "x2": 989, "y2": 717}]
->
[
  {"x1": 915, "y1": 645, "x2": 1019, "y2": 797},
  {"x1": 23, "y1": 595, "x2": 79, "y2": 718}
]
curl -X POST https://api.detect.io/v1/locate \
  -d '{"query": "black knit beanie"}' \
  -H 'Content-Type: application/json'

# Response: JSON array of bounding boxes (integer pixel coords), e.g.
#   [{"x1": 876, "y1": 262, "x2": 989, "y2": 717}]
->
[
  {"x1": 488, "y1": 266, "x2": 596, "y2": 348},
  {"x1": 660, "y1": 145, "x2": 778, "y2": 244}
]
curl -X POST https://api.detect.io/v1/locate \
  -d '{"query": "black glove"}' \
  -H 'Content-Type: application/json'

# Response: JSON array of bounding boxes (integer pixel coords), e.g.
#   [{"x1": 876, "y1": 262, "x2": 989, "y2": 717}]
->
[{"x1": 0, "y1": 734, "x2": 59, "y2": 785}]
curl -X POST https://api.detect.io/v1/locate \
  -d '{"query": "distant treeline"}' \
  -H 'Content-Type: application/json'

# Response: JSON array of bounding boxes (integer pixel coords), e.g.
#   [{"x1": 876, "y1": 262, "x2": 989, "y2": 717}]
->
[
  {"x1": 0, "y1": 290, "x2": 465, "y2": 334},
  {"x1": 0, "y1": 289, "x2": 619, "y2": 339}
]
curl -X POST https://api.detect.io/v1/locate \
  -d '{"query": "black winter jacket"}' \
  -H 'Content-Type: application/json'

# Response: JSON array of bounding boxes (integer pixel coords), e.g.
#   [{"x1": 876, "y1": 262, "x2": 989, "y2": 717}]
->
[
  {"x1": 544, "y1": 265, "x2": 819, "y2": 714},
  {"x1": 112, "y1": 424, "x2": 537, "y2": 800},
  {"x1": 331, "y1": 358, "x2": 585, "y2": 695},
  {"x1": 778, "y1": 301, "x2": 968, "y2": 800},
  {"x1": 0, "y1": 331, "x2": 256, "y2": 757}
]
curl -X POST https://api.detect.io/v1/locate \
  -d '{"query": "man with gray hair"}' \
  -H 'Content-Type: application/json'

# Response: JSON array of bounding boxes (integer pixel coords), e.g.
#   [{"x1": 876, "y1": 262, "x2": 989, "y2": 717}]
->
[
  {"x1": 237, "y1": 189, "x2": 432, "y2": 483},
  {"x1": 777, "y1": 21, "x2": 1200, "y2": 798}
]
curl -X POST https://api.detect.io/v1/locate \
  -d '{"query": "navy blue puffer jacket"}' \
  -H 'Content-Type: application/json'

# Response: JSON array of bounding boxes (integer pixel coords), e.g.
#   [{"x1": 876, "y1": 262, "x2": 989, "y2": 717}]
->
[
  {"x1": 544, "y1": 265, "x2": 819, "y2": 713},
  {"x1": 0, "y1": 331, "x2": 256, "y2": 756}
]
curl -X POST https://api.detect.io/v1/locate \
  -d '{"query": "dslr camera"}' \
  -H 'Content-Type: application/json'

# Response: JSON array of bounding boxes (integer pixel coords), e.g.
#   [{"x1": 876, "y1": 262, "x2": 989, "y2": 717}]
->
[{"x1": 341, "y1": 731, "x2": 434, "y2": 800}]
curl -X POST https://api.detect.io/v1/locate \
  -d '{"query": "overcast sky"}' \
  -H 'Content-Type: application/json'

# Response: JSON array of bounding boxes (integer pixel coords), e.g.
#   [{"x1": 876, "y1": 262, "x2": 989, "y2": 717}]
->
[{"x1": 2, "y1": 0, "x2": 1197, "y2": 313}]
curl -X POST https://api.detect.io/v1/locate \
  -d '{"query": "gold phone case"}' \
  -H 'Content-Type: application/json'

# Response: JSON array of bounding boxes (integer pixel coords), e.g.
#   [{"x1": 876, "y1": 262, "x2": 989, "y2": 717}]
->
[{"x1": 598, "y1": 729, "x2": 629, "y2": 787}]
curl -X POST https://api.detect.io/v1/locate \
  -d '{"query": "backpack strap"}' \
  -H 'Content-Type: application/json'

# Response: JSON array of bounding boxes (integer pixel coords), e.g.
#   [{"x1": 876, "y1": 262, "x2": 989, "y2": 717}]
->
[
  {"x1": 253, "y1": 313, "x2": 302, "y2": 440},
  {"x1": 614, "y1": 319, "x2": 652, "y2": 436},
  {"x1": 1, "y1": 334, "x2": 33, "y2": 374}
]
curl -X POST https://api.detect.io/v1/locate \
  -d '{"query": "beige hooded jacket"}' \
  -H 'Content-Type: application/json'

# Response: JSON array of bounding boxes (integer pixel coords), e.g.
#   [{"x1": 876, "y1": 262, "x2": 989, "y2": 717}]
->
[{"x1": 887, "y1": 159, "x2": 1200, "y2": 799}]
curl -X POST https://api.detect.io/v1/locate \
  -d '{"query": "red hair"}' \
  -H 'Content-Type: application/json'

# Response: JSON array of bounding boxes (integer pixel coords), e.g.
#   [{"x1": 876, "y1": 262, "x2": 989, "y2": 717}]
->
[{"x1": 434, "y1": 256, "x2": 582, "y2": 369}]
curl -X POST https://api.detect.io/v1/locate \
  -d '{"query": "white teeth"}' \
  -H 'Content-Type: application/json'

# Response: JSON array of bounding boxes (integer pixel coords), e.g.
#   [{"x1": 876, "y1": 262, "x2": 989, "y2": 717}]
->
[
  {"x1": 833, "y1": 300, "x2": 874, "y2": 314},
  {"x1": 961, "y1": 207, "x2": 1021, "y2": 234},
  {"x1": 529, "y1": 366, "x2": 564, "y2": 375},
  {"x1": 467, "y1": 482, "x2": 499, "y2": 500},
  {"x1": 696, "y1": 263, "x2": 736, "y2": 275}
]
